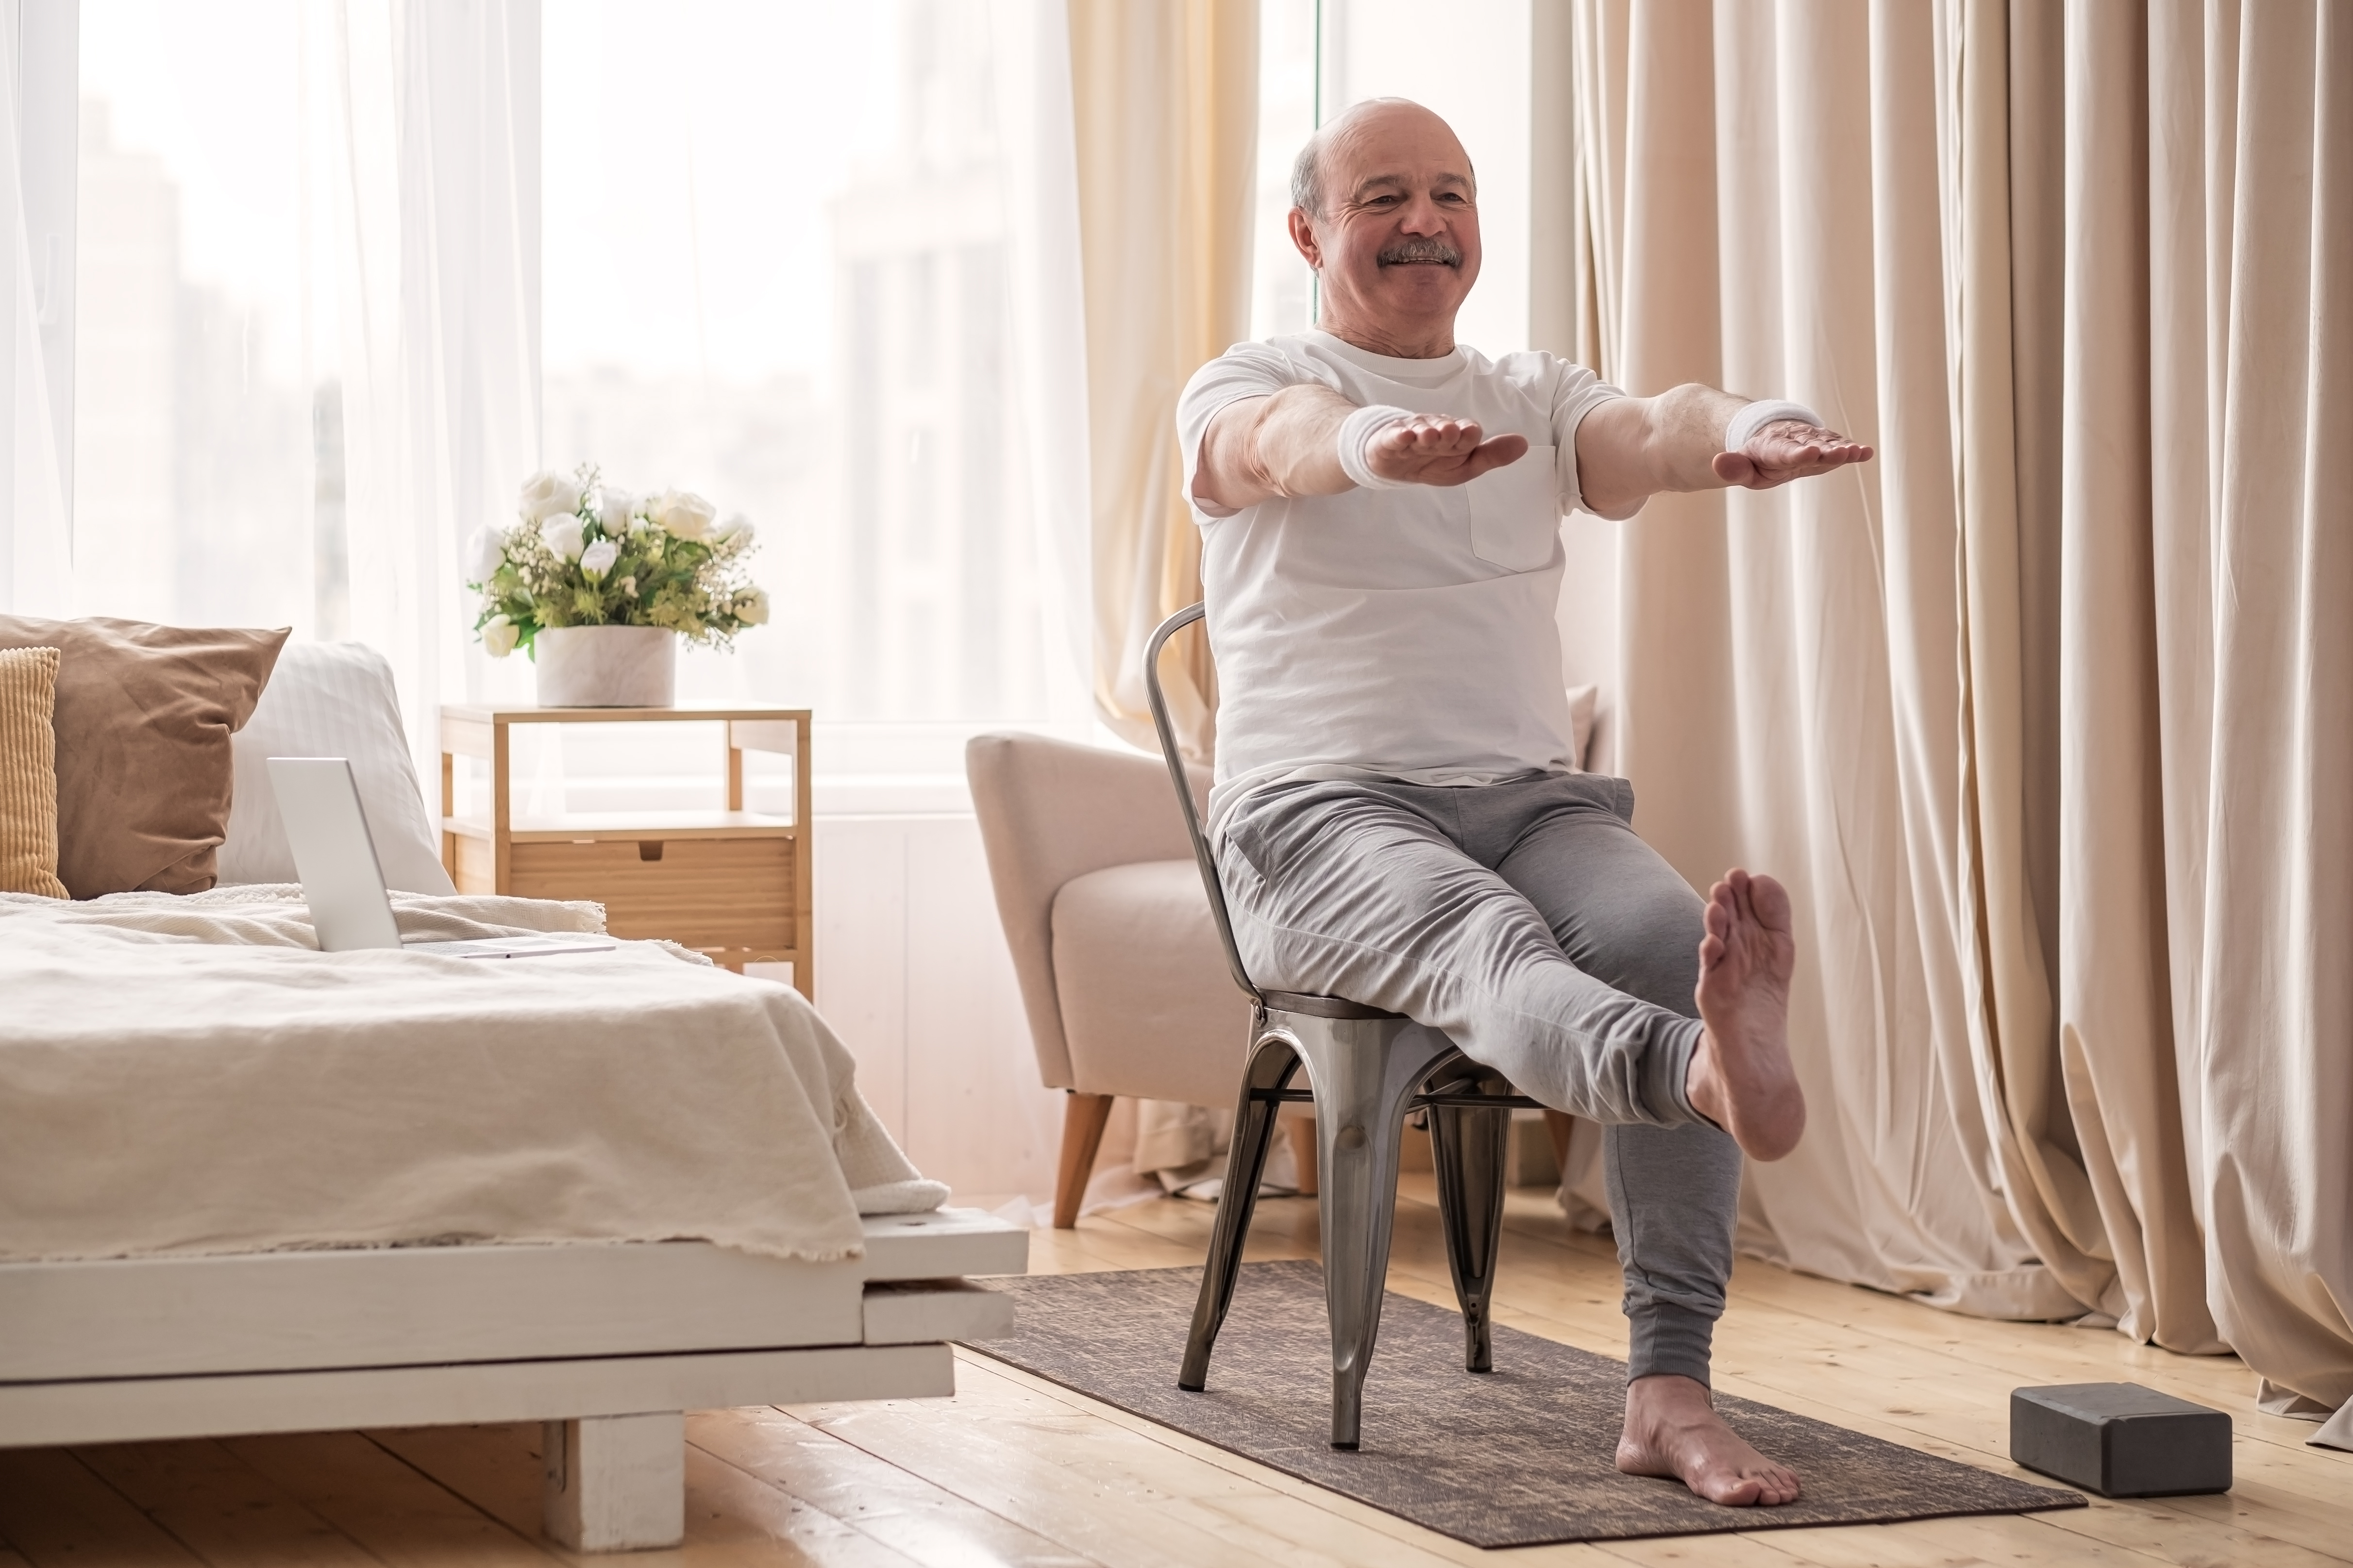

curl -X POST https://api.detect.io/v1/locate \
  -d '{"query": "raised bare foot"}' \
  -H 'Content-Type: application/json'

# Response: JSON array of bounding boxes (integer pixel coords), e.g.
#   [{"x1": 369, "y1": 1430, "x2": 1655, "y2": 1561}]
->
[
  {"x1": 1617, "y1": 1374, "x2": 1802, "y2": 1506},
  {"x1": 1685, "y1": 868, "x2": 1806, "y2": 1161}
]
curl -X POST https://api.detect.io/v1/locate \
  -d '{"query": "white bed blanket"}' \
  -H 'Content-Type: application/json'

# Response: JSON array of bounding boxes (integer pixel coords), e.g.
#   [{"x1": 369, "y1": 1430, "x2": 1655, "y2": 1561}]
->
[{"x1": 0, "y1": 887, "x2": 944, "y2": 1264}]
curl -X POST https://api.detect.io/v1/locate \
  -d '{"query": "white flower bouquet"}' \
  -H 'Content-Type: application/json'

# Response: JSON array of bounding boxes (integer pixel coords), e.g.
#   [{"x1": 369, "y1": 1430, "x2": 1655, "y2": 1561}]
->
[{"x1": 468, "y1": 465, "x2": 767, "y2": 658}]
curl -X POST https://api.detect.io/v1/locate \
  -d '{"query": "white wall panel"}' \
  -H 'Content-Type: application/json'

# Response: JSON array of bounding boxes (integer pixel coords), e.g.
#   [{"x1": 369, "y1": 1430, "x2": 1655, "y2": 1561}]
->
[
  {"x1": 899, "y1": 817, "x2": 1062, "y2": 1201},
  {"x1": 809, "y1": 818, "x2": 911, "y2": 1143},
  {"x1": 812, "y1": 814, "x2": 1061, "y2": 1202}
]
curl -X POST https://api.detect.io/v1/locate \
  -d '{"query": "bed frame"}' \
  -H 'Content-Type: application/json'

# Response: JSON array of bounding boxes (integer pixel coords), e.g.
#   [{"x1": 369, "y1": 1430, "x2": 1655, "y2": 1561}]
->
[{"x1": 0, "y1": 1208, "x2": 1026, "y2": 1550}]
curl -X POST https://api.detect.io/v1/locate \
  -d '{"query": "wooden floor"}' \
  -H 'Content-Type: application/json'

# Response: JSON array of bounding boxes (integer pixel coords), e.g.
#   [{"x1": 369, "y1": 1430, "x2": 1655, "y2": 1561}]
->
[{"x1": 2, "y1": 1176, "x2": 2346, "y2": 1568}]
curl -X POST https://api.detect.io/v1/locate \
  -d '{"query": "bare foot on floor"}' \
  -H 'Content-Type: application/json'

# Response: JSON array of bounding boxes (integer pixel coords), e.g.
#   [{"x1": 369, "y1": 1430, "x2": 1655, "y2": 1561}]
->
[
  {"x1": 1617, "y1": 1374, "x2": 1802, "y2": 1506},
  {"x1": 1685, "y1": 868, "x2": 1806, "y2": 1161}
]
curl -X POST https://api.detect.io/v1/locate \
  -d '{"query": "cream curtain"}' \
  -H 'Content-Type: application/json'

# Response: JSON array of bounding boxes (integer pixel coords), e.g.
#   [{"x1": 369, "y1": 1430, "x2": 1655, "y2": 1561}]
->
[
  {"x1": 1563, "y1": 0, "x2": 2352, "y2": 1415},
  {"x1": 1066, "y1": 0, "x2": 1257, "y2": 760},
  {"x1": 2135, "y1": 0, "x2": 2352, "y2": 1412},
  {"x1": 1564, "y1": 0, "x2": 2080, "y2": 1320}
]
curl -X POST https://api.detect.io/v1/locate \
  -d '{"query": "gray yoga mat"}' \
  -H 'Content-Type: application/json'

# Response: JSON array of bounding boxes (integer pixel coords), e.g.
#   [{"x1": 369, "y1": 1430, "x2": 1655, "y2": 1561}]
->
[{"x1": 968, "y1": 1262, "x2": 2083, "y2": 1549}]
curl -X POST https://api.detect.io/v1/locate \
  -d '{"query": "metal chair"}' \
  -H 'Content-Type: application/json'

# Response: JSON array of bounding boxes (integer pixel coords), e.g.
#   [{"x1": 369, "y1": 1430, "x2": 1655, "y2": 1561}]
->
[{"x1": 1143, "y1": 602, "x2": 1540, "y2": 1450}]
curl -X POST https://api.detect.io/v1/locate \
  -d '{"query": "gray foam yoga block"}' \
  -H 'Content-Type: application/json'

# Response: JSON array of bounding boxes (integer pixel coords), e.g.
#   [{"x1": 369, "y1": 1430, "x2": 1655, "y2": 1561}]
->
[{"x1": 2010, "y1": 1383, "x2": 2232, "y2": 1497}]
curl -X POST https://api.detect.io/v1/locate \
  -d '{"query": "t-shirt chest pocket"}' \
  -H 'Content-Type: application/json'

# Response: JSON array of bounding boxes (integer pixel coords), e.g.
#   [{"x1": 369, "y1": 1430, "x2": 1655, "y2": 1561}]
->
[{"x1": 1464, "y1": 443, "x2": 1561, "y2": 572}]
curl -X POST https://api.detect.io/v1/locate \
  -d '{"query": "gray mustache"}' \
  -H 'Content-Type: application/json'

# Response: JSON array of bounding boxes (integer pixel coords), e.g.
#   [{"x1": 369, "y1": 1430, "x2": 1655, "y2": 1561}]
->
[{"x1": 1377, "y1": 237, "x2": 1462, "y2": 267}]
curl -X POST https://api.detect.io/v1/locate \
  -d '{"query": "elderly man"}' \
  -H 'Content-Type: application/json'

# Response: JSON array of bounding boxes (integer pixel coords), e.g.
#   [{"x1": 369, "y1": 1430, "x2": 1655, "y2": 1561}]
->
[{"x1": 1179, "y1": 99, "x2": 1870, "y2": 1507}]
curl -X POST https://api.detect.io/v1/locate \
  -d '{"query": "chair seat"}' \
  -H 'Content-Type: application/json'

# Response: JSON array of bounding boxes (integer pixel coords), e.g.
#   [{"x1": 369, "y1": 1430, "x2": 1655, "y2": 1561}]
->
[{"x1": 1261, "y1": 990, "x2": 1406, "y2": 1022}]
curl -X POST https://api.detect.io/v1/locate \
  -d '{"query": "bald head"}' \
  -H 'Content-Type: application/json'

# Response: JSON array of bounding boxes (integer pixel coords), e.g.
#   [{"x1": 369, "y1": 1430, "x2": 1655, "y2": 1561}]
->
[
  {"x1": 1290, "y1": 99, "x2": 1477, "y2": 219},
  {"x1": 1284, "y1": 98, "x2": 1482, "y2": 358}
]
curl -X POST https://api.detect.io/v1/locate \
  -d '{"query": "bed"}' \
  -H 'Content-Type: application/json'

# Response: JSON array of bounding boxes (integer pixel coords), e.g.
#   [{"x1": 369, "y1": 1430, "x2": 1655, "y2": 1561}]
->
[{"x1": 0, "y1": 642, "x2": 1025, "y2": 1551}]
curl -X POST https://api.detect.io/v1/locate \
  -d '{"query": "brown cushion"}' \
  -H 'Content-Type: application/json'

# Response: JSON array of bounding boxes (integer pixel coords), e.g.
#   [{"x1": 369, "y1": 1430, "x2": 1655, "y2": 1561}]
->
[
  {"x1": 0, "y1": 646, "x2": 70, "y2": 898},
  {"x1": 0, "y1": 617, "x2": 287, "y2": 897}
]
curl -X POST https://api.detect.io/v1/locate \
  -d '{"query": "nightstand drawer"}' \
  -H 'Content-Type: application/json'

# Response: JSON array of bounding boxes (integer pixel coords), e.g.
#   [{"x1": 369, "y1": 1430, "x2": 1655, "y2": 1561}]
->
[{"x1": 506, "y1": 837, "x2": 797, "y2": 953}]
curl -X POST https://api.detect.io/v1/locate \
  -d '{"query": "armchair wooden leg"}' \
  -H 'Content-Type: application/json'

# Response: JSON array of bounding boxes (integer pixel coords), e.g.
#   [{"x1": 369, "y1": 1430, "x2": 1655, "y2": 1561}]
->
[
  {"x1": 1283, "y1": 1108, "x2": 1320, "y2": 1196},
  {"x1": 1543, "y1": 1110, "x2": 1574, "y2": 1180},
  {"x1": 1054, "y1": 1092, "x2": 1116, "y2": 1229}
]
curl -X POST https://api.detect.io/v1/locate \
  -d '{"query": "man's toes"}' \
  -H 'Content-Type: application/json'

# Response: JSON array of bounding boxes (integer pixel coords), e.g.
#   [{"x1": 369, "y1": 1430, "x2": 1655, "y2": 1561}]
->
[{"x1": 1701, "y1": 1467, "x2": 1782, "y2": 1508}]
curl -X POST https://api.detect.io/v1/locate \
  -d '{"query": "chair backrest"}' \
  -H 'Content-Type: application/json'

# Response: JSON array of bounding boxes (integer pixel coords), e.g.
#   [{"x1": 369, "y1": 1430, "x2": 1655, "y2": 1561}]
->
[
  {"x1": 966, "y1": 730, "x2": 1207, "y2": 1088},
  {"x1": 1143, "y1": 603, "x2": 1260, "y2": 1005}
]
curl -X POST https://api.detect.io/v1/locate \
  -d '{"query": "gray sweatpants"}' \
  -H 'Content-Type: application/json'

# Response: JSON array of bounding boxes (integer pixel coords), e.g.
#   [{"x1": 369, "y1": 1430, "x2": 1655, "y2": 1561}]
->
[{"x1": 1216, "y1": 770, "x2": 1742, "y2": 1386}]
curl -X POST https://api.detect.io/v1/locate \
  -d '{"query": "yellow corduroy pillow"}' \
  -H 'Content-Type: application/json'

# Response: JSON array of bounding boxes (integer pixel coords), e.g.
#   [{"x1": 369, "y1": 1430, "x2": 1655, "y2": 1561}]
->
[{"x1": 0, "y1": 645, "x2": 70, "y2": 898}]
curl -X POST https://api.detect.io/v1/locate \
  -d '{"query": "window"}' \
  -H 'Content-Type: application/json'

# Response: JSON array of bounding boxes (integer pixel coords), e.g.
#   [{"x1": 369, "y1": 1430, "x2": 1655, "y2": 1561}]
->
[
  {"x1": 57, "y1": 0, "x2": 1092, "y2": 811},
  {"x1": 73, "y1": 0, "x2": 340, "y2": 634},
  {"x1": 541, "y1": 0, "x2": 1071, "y2": 729}
]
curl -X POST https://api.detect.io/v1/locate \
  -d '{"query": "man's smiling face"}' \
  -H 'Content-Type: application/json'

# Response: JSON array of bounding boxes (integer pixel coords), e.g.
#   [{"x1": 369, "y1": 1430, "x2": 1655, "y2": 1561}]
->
[{"x1": 1291, "y1": 100, "x2": 1482, "y2": 354}]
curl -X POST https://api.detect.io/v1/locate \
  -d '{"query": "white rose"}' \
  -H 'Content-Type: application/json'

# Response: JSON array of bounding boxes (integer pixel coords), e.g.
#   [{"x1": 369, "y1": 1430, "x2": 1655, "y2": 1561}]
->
[
  {"x1": 541, "y1": 513, "x2": 587, "y2": 562},
  {"x1": 713, "y1": 513, "x2": 755, "y2": 547},
  {"x1": 654, "y1": 488, "x2": 717, "y2": 540},
  {"x1": 481, "y1": 613, "x2": 520, "y2": 658},
  {"x1": 732, "y1": 586, "x2": 770, "y2": 626},
  {"x1": 519, "y1": 470, "x2": 585, "y2": 523},
  {"x1": 465, "y1": 527, "x2": 505, "y2": 584},
  {"x1": 580, "y1": 537, "x2": 621, "y2": 579},
  {"x1": 600, "y1": 488, "x2": 636, "y2": 530}
]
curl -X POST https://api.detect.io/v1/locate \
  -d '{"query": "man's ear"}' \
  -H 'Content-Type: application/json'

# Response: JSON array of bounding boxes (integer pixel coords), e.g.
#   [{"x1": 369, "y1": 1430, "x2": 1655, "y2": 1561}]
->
[{"x1": 1288, "y1": 208, "x2": 1323, "y2": 270}]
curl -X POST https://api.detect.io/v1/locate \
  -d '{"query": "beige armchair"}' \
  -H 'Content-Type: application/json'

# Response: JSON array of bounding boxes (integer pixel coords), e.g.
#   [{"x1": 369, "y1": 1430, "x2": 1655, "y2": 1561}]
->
[{"x1": 968, "y1": 733, "x2": 1311, "y2": 1226}]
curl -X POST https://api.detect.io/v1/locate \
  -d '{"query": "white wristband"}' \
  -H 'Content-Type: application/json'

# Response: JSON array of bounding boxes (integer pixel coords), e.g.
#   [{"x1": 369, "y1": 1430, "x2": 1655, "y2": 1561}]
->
[
  {"x1": 1337, "y1": 403, "x2": 1417, "y2": 490},
  {"x1": 1724, "y1": 399, "x2": 1824, "y2": 452}
]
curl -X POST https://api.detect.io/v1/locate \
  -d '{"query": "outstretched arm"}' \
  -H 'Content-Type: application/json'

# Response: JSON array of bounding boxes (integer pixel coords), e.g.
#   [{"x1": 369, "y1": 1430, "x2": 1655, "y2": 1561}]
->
[
  {"x1": 1573, "y1": 383, "x2": 1872, "y2": 519},
  {"x1": 1193, "y1": 384, "x2": 1529, "y2": 514}
]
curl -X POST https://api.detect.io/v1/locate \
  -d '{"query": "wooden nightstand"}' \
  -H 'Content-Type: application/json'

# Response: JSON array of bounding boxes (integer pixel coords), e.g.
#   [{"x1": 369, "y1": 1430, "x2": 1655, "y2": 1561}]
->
[{"x1": 438, "y1": 705, "x2": 813, "y2": 995}]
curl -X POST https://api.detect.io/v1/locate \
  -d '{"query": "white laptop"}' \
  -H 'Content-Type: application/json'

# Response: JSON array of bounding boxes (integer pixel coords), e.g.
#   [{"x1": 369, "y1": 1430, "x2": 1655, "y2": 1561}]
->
[{"x1": 268, "y1": 756, "x2": 617, "y2": 959}]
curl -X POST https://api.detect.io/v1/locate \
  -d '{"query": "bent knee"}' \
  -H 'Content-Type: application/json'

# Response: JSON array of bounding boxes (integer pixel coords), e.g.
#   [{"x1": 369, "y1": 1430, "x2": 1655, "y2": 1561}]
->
[{"x1": 1584, "y1": 887, "x2": 1705, "y2": 1016}]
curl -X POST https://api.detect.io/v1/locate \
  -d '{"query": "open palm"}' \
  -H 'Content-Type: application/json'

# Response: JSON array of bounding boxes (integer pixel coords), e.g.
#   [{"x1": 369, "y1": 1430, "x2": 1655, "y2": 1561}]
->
[
  {"x1": 1712, "y1": 419, "x2": 1872, "y2": 490},
  {"x1": 1366, "y1": 415, "x2": 1530, "y2": 487}
]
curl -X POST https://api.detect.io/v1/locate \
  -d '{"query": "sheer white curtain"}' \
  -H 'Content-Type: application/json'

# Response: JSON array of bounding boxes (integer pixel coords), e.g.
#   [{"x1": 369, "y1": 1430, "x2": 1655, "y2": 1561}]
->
[
  {"x1": 331, "y1": 0, "x2": 540, "y2": 779},
  {"x1": 2122, "y1": 0, "x2": 2353, "y2": 1429},
  {"x1": 992, "y1": 0, "x2": 1095, "y2": 710},
  {"x1": 0, "y1": 0, "x2": 72, "y2": 617}
]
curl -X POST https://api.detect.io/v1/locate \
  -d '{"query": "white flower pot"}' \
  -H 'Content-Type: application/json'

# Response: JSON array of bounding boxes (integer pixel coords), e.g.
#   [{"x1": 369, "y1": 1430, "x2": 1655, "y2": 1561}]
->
[{"x1": 533, "y1": 625, "x2": 676, "y2": 708}]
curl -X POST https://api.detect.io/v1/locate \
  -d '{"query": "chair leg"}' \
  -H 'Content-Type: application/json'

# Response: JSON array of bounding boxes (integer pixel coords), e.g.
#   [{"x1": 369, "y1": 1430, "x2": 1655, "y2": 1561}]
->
[
  {"x1": 1428, "y1": 1066, "x2": 1512, "y2": 1373},
  {"x1": 1052, "y1": 1092, "x2": 1115, "y2": 1229},
  {"x1": 1179, "y1": 1029, "x2": 1298, "y2": 1391},
  {"x1": 1294, "y1": 1018, "x2": 1455, "y2": 1450}
]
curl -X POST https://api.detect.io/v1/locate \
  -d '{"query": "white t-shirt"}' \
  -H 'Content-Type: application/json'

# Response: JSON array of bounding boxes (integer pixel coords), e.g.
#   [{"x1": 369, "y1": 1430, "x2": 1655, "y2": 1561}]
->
[{"x1": 1176, "y1": 329, "x2": 1628, "y2": 829}]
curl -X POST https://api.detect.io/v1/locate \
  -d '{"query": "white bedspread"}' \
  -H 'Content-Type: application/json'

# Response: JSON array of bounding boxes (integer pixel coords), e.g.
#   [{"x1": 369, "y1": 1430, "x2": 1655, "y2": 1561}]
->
[{"x1": 0, "y1": 887, "x2": 943, "y2": 1264}]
